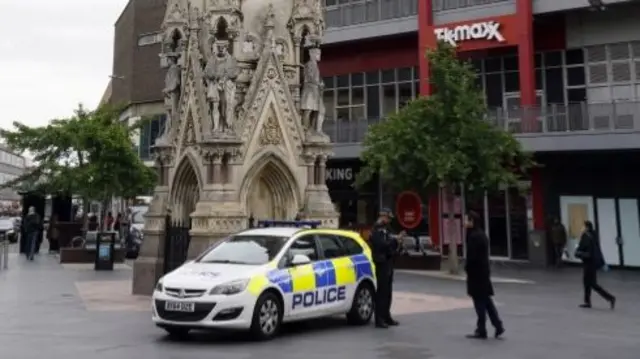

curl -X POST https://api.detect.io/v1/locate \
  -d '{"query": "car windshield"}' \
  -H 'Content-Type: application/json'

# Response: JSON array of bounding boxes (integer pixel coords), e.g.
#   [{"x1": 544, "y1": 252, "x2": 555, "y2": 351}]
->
[{"x1": 196, "y1": 235, "x2": 289, "y2": 265}]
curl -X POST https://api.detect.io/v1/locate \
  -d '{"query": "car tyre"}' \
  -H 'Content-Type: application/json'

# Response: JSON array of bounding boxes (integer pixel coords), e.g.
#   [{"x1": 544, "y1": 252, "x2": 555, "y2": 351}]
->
[
  {"x1": 163, "y1": 326, "x2": 191, "y2": 340},
  {"x1": 250, "y1": 291, "x2": 282, "y2": 340},
  {"x1": 347, "y1": 282, "x2": 374, "y2": 325}
]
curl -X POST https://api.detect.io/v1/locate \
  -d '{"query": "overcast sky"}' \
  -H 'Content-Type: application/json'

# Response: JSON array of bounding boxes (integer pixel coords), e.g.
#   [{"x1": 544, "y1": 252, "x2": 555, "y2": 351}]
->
[{"x1": 0, "y1": 0, "x2": 129, "y2": 129}]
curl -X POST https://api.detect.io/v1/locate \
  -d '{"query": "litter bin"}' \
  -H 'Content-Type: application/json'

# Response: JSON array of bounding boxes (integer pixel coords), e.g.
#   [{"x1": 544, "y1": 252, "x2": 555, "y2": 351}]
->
[{"x1": 94, "y1": 232, "x2": 116, "y2": 271}]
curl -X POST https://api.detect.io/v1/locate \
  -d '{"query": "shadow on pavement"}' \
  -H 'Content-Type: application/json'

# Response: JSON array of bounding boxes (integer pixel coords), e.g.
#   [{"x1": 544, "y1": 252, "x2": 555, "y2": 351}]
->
[{"x1": 154, "y1": 316, "x2": 357, "y2": 345}]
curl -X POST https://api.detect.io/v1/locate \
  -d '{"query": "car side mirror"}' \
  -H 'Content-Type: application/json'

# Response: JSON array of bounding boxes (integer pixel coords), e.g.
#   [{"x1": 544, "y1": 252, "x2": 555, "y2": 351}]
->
[{"x1": 290, "y1": 254, "x2": 311, "y2": 266}]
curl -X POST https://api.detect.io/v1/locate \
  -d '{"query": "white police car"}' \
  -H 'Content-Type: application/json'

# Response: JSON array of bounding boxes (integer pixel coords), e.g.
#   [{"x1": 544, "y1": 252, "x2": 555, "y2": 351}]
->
[{"x1": 152, "y1": 223, "x2": 376, "y2": 340}]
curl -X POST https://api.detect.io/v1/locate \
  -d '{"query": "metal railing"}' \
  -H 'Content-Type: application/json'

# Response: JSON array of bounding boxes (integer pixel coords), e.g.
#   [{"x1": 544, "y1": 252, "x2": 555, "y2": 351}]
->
[
  {"x1": 322, "y1": 101, "x2": 640, "y2": 144},
  {"x1": 324, "y1": 0, "x2": 418, "y2": 28},
  {"x1": 432, "y1": 0, "x2": 512, "y2": 12}
]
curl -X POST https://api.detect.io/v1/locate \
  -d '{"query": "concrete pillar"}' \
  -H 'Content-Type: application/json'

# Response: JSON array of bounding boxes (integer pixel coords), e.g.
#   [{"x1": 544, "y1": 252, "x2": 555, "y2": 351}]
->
[{"x1": 318, "y1": 156, "x2": 327, "y2": 187}]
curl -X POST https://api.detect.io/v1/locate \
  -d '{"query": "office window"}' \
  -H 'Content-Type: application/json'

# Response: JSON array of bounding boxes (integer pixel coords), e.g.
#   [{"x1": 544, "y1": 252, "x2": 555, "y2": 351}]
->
[
  {"x1": 139, "y1": 115, "x2": 167, "y2": 160},
  {"x1": 322, "y1": 66, "x2": 420, "y2": 142}
]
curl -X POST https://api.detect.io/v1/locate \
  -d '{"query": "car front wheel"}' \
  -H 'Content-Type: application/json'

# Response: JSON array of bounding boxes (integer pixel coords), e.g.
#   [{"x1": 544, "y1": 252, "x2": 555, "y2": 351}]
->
[
  {"x1": 250, "y1": 292, "x2": 282, "y2": 340},
  {"x1": 347, "y1": 282, "x2": 374, "y2": 325}
]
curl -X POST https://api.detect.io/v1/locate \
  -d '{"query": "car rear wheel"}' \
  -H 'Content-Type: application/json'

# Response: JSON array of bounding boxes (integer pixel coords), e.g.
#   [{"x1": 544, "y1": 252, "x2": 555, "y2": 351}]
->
[
  {"x1": 250, "y1": 292, "x2": 282, "y2": 340},
  {"x1": 163, "y1": 326, "x2": 191, "y2": 340},
  {"x1": 347, "y1": 282, "x2": 374, "y2": 325}
]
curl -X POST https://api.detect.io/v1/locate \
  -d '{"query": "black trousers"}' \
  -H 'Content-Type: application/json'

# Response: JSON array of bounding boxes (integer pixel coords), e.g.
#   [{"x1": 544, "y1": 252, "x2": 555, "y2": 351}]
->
[
  {"x1": 583, "y1": 267, "x2": 614, "y2": 304},
  {"x1": 374, "y1": 262, "x2": 393, "y2": 323},
  {"x1": 554, "y1": 244, "x2": 565, "y2": 266},
  {"x1": 471, "y1": 295, "x2": 503, "y2": 334}
]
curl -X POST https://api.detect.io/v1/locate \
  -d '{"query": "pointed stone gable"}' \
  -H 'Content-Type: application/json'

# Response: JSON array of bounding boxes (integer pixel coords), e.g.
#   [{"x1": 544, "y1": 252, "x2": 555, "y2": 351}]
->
[{"x1": 239, "y1": 49, "x2": 303, "y2": 160}]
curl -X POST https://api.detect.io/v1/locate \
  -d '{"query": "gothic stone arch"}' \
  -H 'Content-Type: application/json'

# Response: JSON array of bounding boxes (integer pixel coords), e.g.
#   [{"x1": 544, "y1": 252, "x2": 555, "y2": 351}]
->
[
  {"x1": 239, "y1": 151, "x2": 302, "y2": 222},
  {"x1": 169, "y1": 152, "x2": 203, "y2": 223}
]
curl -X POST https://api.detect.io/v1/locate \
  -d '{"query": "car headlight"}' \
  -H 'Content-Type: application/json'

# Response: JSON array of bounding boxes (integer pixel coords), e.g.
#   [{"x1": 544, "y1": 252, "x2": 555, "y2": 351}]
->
[
  {"x1": 155, "y1": 280, "x2": 164, "y2": 292},
  {"x1": 209, "y1": 279, "x2": 249, "y2": 295}
]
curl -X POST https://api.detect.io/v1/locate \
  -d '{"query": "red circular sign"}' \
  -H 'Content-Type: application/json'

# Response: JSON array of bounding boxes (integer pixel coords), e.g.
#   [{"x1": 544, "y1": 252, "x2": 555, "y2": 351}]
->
[{"x1": 395, "y1": 191, "x2": 423, "y2": 229}]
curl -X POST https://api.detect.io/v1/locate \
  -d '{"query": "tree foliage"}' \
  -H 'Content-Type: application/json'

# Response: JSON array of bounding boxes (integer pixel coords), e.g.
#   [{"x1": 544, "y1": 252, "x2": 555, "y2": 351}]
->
[
  {"x1": 358, "y1": 42, "x2": 533, "y2": 272},
  {"x1": 0, "y1": 104, "x2": 156, "y2": 201},
  {"x1": 358, "y1": 42, "x2": 532, "y2": 193}
]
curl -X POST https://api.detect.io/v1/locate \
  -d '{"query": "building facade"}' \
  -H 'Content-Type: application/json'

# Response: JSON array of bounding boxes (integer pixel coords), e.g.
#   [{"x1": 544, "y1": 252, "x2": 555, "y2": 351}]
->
[
  {"x1": 110, "y1": 0, "x2": 640, "y2": 266},
  {"x1": 0, "y1": 145, "x2": 26, "y2": 202}
]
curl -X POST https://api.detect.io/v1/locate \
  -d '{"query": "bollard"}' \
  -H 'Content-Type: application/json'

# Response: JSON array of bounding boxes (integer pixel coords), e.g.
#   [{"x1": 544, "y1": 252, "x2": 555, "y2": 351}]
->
[{"x1": 0, "y1": 237, "x2": 6, "y2": 270}]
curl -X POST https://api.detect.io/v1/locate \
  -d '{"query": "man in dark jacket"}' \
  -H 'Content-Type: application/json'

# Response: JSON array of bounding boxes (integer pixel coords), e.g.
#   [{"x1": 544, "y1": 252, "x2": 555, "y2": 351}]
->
[
  {"x1": 464, "y1": 210, "x2": 504, "y2": 339},
  {"x1": 24, "y1": 206, "x2": 42, "y2": 261},
  {"x1": 550, "y1": 217, "x2": 568, "y2": 267},
  {"x1": 369, "y1": 208, "x2": 400, "y2": 328},
  {"x1": 575, "y1": 220, "x2": 615, "y2": 309}
]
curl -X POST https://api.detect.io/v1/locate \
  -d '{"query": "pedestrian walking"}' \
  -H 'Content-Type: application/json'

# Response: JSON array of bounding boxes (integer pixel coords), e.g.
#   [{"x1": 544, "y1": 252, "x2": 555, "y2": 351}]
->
[
  {"x1": 369, "y1": 208, "x2": 401, "y2": 329},
  {"x1": 550, "y1": 217, "x2": 568, "y2": 267},
  {"x1": 23, "y1": 206, "x2": 42, "y2": 261},
  {"x1": 575, "y1": 220, "x2": 616, "y2": 309},
  {"x1": 464, "y1": 210, "x2": 505, "y2": 339}
]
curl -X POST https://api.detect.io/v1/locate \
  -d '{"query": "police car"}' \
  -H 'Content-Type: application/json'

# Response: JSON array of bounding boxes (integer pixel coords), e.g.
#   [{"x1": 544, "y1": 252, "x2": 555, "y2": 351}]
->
[{"x1": 152, "y1": 221, "x2": 376, "y2": 340}]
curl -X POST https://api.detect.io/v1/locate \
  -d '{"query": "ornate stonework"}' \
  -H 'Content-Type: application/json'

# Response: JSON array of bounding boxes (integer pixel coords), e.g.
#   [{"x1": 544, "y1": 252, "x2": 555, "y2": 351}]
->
[
  {"x1": 259, "y1": 116, "x2": 283, "y2": 146},
  {"x1": 133, "y1": 0, "x2": 339, "y2": 295}
]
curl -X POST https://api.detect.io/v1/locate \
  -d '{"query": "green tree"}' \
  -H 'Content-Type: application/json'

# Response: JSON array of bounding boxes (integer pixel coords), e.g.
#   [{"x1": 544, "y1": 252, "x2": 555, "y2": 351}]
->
[
  {"x1": 357, "y1": 42, "x2": 533, "y2": 273},
  {"x1": 1, "y1": 104, "x2": 156, "y2": 227}
]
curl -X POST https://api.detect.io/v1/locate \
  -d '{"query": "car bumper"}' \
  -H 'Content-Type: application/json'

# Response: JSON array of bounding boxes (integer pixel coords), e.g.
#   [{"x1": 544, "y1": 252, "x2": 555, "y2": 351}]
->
[{"x1": 151, "y1": 290, "x2": 257, "y2": 330}]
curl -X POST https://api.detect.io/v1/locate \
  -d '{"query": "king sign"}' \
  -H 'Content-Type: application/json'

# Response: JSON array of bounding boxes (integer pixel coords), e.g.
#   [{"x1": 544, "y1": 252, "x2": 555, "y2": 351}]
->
[{"x1": 434, "y1": 21, "x2": 505, "y2": 46}]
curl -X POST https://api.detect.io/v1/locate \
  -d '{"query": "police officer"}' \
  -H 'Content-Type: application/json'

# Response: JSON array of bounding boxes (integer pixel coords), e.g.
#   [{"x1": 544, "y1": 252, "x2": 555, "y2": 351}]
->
[{"x1": 370, "y1": 208, "x2": 401, "y2": 328}]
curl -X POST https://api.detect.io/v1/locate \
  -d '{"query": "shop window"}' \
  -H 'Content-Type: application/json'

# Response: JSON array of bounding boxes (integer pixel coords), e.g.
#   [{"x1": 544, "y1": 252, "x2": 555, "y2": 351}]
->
[
  {"x1": 323, "y1": 76, "x2": 335, "y2": 88},
  {"x1": 337, "y1": 89, "x2": 350, "y2": 106},
  {"x1": 366, "y1": 70, "x2": 379, "y2": 84},
  {"x1": 398, "y1": 82, "x2": 413, "y2": 108},
  {"x1": 566, "y1": 67, "x2": 586, "y2": 87},
  {"x1": 351, "y1": 86, "x2": 364, "y2": 106},
  {"x1": 381, "y1": 69, "x2": 395, "y2": 83},
  {"x1": 382, "y1": 84, "x2": 397, "y2": 115},
  {"x1": 366, "y1": 86, "x2": 380, "y2": 118},
  {"x1": 397, "y1": 67, "x2": 412, "y2": 82},
  {"x1": 503, "y1": 56, "x2": 518, "y2": 72},
  {"x1": 544, "y1": 51, "x2": 562, "y2": 67},
  {"x1": 484, "y1": 58, "x2": 502, "y2": 73},
  {"x1": 351, "y1": 72, "x2": 364, "y2": 86},
  {"x1": 336, "y1": 75, "x2": 349, "y2": 87},
  {"x1": 504, "y1": 72, "x2": 519, "y2": 93},
  {"x1": 565, "y1": 49, "x2": 584, "y2": 65}
]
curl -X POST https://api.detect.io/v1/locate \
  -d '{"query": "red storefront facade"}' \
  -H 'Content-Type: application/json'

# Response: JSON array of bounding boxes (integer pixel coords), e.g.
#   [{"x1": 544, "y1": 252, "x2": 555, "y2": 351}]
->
[{"x1": 418, "y1": 1, "x2": 566, "y2": 252}]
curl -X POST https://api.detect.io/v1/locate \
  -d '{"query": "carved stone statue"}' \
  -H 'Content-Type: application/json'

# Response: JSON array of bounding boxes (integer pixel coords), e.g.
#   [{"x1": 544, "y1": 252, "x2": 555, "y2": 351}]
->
[
  {"x1": 162, "y1": 54, "x2": 182, "y2": 137},
  {"x1": 220, "y1": 44, "x2": 239, "y2": 130},
  {"x1": 300, "y1": 47, "x2": 324, "y2": 133},
  {"x1": 205, "y1": 43, "x2": 223, "y2": 132}
]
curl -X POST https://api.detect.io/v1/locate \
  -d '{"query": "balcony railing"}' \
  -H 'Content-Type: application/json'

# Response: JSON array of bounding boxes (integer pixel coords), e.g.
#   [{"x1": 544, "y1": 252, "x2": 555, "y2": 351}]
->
[
  {"x1": 324, "y1": 0, "x2": 418, "y2": 28},
  {"x1": 432, "y1": 0, "x2": 512, "y2": 12},
  {"x1": 323, "y1": 101, "x2": 640, "y2": 144}
]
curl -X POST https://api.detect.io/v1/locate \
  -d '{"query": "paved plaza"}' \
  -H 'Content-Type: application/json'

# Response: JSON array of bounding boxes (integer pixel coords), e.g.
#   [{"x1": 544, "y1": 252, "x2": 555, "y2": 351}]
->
[{"x1": 1, "y1": 250, "x2": 639, "y2": 359}]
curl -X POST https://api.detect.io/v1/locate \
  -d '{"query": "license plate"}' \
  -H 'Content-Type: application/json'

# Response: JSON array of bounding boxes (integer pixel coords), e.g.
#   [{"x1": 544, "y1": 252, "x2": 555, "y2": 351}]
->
[{"x1": 164, "y1": 301, "x2": 195, "y2": 312}]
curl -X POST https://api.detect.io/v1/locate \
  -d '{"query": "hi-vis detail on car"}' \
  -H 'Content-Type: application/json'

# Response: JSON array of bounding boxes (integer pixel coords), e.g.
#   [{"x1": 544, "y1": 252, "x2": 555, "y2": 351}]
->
[{"x1": 434, "y1": 21, "x2": 505, "y2": 46}]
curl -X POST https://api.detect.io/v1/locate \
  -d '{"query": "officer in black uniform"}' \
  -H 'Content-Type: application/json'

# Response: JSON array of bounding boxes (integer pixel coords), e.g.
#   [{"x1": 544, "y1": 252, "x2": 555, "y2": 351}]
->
[{"x1": 369, "y1": 208, "x2": 401, "y2": 328}]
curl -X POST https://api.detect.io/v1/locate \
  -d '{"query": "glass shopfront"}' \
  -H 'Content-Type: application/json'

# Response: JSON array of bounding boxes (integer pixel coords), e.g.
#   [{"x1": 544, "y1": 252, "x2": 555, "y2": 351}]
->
[
  {"x1": 325, "y1": 159, "x2": 379, "y2": 228},
  {"x1": 454, "y1": 184, "x2": 533, "y2": 259}
]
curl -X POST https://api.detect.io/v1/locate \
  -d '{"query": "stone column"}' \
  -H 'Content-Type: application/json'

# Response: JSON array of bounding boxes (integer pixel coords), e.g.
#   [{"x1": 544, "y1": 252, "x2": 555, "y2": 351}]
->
[
  {"x1": 212, "y1": 157, "x2": 222, "y2": 184},
  {"x1": 318, "y1": 155, "x2": 327, "y2": 187}
]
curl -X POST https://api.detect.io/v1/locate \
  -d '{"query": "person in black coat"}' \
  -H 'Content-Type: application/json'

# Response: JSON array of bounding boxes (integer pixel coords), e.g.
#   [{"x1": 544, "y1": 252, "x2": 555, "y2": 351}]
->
[
  {"x1": 575, "y1": 220, "x2": 616, "y2": 309},
  {"x1": 369, "y1": 207, "x2": 401, "y2": 329},
  {"x1": 464, "y1": 210, "x2": 505, "y2": 339}
]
